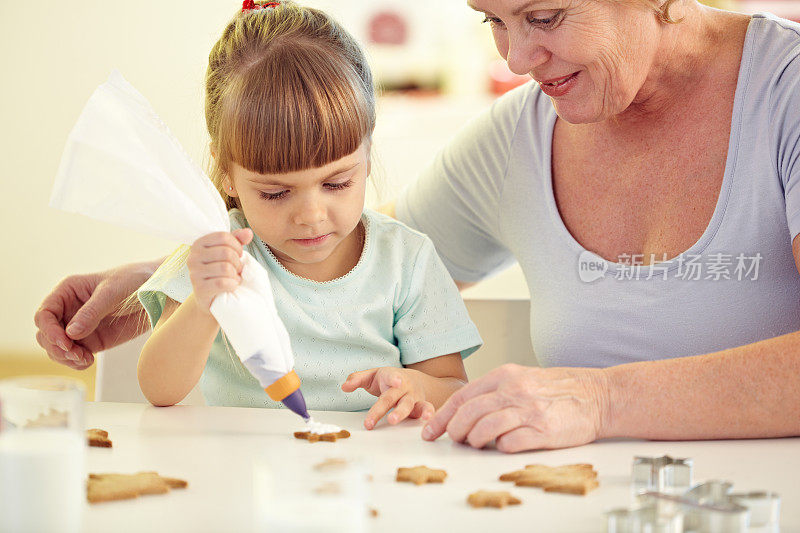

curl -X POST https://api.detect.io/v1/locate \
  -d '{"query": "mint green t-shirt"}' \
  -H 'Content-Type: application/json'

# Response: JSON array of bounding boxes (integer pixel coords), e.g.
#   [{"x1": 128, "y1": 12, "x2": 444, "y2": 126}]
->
[{"x1": 138, "y1": 208, "x2": 482, "y2": 411}]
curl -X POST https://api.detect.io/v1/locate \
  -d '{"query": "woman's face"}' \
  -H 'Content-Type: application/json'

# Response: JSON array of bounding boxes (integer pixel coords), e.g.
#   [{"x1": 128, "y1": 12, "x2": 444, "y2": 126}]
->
[{"x1": 473, "y1": 0, "x2": 663, "y2": 123}]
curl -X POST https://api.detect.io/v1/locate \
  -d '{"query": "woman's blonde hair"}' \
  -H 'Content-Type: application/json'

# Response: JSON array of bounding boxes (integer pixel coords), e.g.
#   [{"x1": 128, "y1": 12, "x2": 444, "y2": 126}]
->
[
  {"x1": 638, "y1": 0, "x2": 682, "y2": 23},
  {"x1": 206, "y1": 0, "x2": 377, "y2": 209}
]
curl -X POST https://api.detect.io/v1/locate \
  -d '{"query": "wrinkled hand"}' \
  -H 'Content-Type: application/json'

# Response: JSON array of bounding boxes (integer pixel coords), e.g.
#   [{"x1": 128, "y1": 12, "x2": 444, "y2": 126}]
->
[
  {"x1": 34, "y1": 261, "x2": 159, "y2": 370},
  {"x1": 341, "y1": 367, "x2": 435, "y2": 430},
  {"x1": 421, "y1": 364, "x2": 610, "y2": 453},
  {"x1": 187, "y1": 229, "x2": 253, "y2": 313}
]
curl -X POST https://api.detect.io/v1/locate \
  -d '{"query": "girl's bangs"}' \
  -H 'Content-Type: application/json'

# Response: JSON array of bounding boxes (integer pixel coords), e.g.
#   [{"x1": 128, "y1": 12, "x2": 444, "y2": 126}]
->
[{"x1": 218, "y1": 43, "x2": 373, "y2": 175}]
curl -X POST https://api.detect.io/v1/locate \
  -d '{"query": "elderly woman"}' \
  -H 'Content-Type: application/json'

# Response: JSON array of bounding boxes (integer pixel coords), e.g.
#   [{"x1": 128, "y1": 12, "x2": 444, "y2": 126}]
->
[{"x1": 36, "y1": 0, "x2": 800, "y2": 452}]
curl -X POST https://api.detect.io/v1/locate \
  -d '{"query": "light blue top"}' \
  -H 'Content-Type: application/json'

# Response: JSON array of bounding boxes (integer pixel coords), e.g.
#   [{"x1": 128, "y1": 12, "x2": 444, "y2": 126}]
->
[
  {"x1": 138, "y1": 208, "x2": 482, "y2": 410},
  {"x1": 396, "y1": 14, "x2": 800, "y2": 368}
]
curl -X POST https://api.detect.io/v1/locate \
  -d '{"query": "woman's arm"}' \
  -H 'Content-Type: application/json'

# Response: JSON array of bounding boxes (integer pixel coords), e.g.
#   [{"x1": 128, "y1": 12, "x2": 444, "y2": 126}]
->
[
  {"x1": 34, "y1": 258, "x2": 164, "y2": 369},
  {"x1": 604, "y1": 330, "x2": 800, "y2": 440},
  {"x1": 605, "y1": 234, "x2": 800, "y2": 439},
  {"x1": 421, "y1": 334, "x2": 800, "y2": 452}
]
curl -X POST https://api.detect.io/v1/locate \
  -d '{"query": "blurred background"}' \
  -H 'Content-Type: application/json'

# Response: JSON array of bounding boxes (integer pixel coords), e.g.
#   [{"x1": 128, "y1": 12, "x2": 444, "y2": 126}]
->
[{"x1": 2, "y1": 0, "x2": 798, "y2": 398}]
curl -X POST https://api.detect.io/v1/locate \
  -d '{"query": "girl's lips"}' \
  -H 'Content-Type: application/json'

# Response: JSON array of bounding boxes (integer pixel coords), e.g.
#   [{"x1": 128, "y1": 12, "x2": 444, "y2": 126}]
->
[{"x1": 293, "y1": 233, "x2": 331, "y2": 247}]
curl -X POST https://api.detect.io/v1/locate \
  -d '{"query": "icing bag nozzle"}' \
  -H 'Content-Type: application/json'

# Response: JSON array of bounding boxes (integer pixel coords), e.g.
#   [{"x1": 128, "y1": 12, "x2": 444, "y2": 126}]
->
[
  {"x1": 281, "y1": 389, "x2": 310, "y2": 421},
  {"x1": 264, "y1": 369, "x2": 309, "y2": 420}
]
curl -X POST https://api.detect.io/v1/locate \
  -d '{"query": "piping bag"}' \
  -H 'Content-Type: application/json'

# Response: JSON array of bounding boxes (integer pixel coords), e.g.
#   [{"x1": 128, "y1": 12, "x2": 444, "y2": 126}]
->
[{"x1": 49, "y1": 70, "x2": 310, "y2": 421}]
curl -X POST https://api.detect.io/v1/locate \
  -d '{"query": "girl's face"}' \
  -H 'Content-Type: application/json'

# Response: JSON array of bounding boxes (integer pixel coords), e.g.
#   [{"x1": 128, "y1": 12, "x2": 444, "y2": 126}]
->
[
  {"x1": 226, "y1": 141, "x2": 369, "y2": 276},
  {"x1": 473, "y1": 0, "x2": 662, "y2": 123}
]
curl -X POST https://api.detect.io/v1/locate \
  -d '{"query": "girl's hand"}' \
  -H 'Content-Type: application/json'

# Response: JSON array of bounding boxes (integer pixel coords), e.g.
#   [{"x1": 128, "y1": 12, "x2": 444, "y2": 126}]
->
[
  {"x1": 420, "y1": 364, "x2": 611, "y2": 453},
  {"x1": 187, "y1": 229, "x2": 253, "y2": 313},
  {"x1": 341, "y1": 367, "x2": 435, "y2": 430}
]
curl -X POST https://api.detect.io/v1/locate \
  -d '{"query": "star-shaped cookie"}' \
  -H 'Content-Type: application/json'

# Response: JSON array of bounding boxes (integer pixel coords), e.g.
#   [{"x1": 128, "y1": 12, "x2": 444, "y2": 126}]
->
[
  {"x1": 467, "y1": 490, "x2": 522, "y2": 508},
  {"x1": 313, "y1": 457, "x2": 348, "y2": 471},
  {"x1": 396, "y1": 465, "x2": 447, "y2": 485},
  {"x1": 294, "y1": 430, "x2": 351, "y2": 442},
  {"x1": 87, "y1": 472, "x2": 187, "y2": 503},
  {"x1": 499, "y1": 463, "x2": 598, "y2": 495}
]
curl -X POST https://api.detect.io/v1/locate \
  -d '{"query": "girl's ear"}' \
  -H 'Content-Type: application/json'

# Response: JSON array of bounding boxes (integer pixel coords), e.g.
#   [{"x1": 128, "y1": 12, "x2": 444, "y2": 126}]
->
[{"x1": 223, "y1": 176, "x2": 239, "y2": 198}]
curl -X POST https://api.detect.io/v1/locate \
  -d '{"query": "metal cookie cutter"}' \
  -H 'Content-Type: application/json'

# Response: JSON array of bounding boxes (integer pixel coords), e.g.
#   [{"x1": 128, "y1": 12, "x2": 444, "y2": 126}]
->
[
  {"x1": 606, "y1": 500, "x2": 684, "y2": 533},
  {"x1": 607, "y1": 457, "x2": 781, "y2": 533},
  {"x1": 633, "y1": 455, "x2": 693, "y2": 494}
]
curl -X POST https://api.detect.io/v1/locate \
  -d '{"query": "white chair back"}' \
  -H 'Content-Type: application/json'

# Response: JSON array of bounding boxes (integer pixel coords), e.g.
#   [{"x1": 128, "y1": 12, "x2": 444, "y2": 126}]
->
[{"x1": 95, "y1": 332, "x2": 205, "y2": 405}]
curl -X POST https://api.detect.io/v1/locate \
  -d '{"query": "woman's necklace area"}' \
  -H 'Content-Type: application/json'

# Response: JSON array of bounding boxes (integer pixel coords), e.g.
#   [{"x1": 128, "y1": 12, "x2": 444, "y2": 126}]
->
[{"x1": 259, "y1": 221, "x2": 366, "y2": 284}]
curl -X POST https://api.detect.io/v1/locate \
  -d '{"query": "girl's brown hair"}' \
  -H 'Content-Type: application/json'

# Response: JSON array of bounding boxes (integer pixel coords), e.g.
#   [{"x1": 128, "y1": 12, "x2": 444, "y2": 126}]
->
[{"x1": 206, "y1": 1, "x2": 377, "y2": 209}]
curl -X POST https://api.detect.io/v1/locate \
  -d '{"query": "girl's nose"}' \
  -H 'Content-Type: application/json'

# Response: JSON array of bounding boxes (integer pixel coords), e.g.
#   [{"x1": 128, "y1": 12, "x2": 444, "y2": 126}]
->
[
  {"x1": 294, "y1": 196, "x2": 327, "y2": 226},
  {"x1": 505, "y1": 30, "x2": 551, "y2": 76}
]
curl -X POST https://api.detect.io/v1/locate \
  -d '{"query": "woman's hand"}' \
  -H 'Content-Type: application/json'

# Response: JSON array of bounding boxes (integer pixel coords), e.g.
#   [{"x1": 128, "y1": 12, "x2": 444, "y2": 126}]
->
[
  {"x1": 421, "y1": 364, "x2": 611, "y2": 453},
  {"x1": 187, "y1": 229, "x2": 252, "y2": 313},
  {"x1": 34, "y1": 260, "x2": 161, "y2": 370},
  {"x1": 341, "y1": 367, "x2": 435, "y2": 430}
]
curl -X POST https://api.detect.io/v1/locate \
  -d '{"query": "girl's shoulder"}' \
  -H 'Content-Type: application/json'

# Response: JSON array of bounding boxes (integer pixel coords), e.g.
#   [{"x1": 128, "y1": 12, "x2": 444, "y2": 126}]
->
[{"x1": 363, "y1": 208, "x2": 433, "y2": 255}]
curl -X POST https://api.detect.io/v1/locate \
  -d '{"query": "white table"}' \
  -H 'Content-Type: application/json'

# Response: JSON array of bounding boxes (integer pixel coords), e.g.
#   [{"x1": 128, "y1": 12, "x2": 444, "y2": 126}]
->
[{"x1": 83, "y1": 402, "x2": 800, "y2": 533}]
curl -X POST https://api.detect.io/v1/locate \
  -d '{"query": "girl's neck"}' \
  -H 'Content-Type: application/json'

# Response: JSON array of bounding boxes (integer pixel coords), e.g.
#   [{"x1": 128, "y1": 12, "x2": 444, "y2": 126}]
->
[{"x1": 274, "y1": 220, "x2": 365, "y2": 282}]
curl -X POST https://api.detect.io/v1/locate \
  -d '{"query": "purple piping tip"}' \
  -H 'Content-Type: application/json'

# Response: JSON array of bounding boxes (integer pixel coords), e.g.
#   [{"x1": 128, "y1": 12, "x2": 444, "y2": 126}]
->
[{"x1": 281, "y1": 389, "x2": 310, "y2": 420}]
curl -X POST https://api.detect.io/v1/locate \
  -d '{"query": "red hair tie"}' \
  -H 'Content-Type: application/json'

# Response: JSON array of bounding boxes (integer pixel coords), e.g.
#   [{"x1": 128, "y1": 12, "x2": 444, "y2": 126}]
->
[{"x1": 242, "y1": 1, "x2": 280, "y2": 12}]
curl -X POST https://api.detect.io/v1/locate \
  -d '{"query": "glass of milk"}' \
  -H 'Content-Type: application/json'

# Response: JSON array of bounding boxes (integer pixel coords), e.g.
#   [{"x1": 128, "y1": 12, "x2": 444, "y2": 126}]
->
[{"x1": 0, "y1": 376, "x2": 86, "y2": 533}]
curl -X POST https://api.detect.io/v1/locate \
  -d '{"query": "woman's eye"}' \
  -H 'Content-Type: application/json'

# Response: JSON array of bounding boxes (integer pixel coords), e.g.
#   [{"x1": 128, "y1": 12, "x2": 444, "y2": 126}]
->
[
  {"x1": 259, "y1": 190, "x2": 288, "y2": 201},
  {"x1": 324, "y1": 179, "x2": 353, "y2": 191},
  {"x1": 481, "y1": 15, "x2": 506, "y2": 28},
  {"x1": 528, "y1": 11, "x2": 562, "y2": 28}
]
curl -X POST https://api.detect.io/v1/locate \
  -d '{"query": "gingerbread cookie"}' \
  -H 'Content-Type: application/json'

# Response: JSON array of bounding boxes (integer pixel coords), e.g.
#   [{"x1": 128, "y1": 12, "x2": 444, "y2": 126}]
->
[
  {"x1": 312, "y1": 482, "x2": 341, "y2": 495},
  {"x1": 468, "y1": 490, "x2": 522, "y2": 508},
  {"x1": 87, "y1": 472, "x2": 187, "y2": 503},
  {"x1": 87, "y1": 428, "x2": 112, "y2": 448},
  {"x1": 24, "y1": 408, "x2": 68, "y2": 428},
  {"x1": 500, "y1": 463, "x2": 598, "y2": 495},
  {"x1": 313, "y1": 458, "x2": 348, "y2": 471},
  {"x1": 294, "y1": 430, "x2": 350, "y2": 442},
  {"x1": 396, "y1": 466, "x2": 447, "y2": 485}
]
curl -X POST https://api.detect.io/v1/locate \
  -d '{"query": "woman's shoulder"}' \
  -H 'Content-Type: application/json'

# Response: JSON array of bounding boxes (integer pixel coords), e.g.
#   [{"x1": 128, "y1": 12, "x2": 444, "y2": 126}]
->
[
  {"x1": 470, "y1": 81, "x2": 554, "y2": 135},
  {"x1": 751, "y1": 12, "x2": 800, "y2": 41},
  {"x1": 744, "y1": 14, "x2": 800, "y2": 118},
  {"x1": 747, "y1": 14, "x2": 800, "y2": 72}
]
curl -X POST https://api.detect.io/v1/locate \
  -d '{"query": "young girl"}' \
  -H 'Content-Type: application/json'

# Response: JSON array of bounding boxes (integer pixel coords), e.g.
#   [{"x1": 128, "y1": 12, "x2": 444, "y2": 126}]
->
[{"x1": 136, "y1": 0, "x2": 481, "y2": 430}]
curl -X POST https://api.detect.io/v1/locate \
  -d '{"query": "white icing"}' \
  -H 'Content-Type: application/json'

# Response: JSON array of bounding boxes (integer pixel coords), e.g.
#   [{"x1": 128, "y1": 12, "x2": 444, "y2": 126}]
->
[{"x1": 305, "y1": 417, "x2": 341, "y2": 435}]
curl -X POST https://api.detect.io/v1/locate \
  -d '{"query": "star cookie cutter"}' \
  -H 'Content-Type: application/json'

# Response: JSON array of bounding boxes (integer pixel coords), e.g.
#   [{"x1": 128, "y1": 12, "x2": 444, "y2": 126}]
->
[
  {"x1": 607, "y1": 458, "x2": 780, "y2": 533},
  {"x1": 632, "y1": 455, "x2": 693, "y2": 494}
]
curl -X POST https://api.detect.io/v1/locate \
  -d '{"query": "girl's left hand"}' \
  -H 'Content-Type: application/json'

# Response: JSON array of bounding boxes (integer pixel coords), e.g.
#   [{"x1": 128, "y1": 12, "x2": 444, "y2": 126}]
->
[{"x1": 341, "y1": 367, "x2": 435, "y2": 430}]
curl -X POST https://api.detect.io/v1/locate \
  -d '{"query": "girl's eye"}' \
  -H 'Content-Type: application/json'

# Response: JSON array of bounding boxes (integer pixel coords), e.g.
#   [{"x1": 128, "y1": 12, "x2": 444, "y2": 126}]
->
[
  {"x1": 324, "y1": 179, "x2": 353, "y2": 191},
  {"x1": 259, "y1": 190, "x2": 288, "y2": 201}
]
